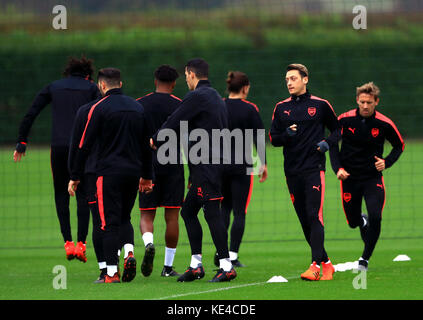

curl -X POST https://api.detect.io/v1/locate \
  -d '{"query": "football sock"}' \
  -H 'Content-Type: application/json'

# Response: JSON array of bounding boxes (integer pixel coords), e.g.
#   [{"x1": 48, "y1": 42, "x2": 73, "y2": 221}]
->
[
  {"x1": 107, "y1": 265, "x2": 118, "y2": 277},
  {"x1": 229, "y1": 251, "x2": 238, "y2": 261},
  {"x1": 123, "y1": 243, "x2": 134, "y2": 259},
  {"x1": 98, "y1": 261, "x2": 107, "y2": 270},
  {"x1": 220, "y1": 258, "x2": 232, "y2": 272},
  {"x1": 164, "y1": 247, "x2": 176, "y2": 267},
  {"x1": 142, "y1": 232, "x2": 154, "y2": 247},
  {"x1": 190, "y1": 254, "x2": 202, "y2": 268}
]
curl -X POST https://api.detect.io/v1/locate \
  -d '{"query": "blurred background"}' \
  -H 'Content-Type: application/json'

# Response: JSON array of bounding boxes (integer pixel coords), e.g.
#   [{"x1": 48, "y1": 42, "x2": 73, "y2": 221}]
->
[{"x1": 0, "y1": 0, "x2": 422, "y2": 249}]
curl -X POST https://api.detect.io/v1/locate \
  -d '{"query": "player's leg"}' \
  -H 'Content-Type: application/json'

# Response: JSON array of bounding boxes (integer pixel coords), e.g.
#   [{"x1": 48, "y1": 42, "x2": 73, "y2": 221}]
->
[
  {"x1": 139, "y1": 176, "x2": 159, "y2": 277},
  {"x1": 227, "y1": 174, "x2": 254, "y2": 267},
  {"x1": 177, "y1": 186, "x2": 205, "y2": 282},
  {"x1": 360, "y1": 176, "x2": 385, "y2": 269},
  {"x1": 216, "y1": 174, "x2": 233, "y2": 266},
  {"x1": 340, "y1": 179, "x2": 365, "y2": 230},
  {"x1": 120, "y1": 176, "x2": 139, "y2": 282},
  {"x1": 160, "y1": 172, "x2": 184, "y2": 276},
  {"x1": 85, "y1": 173, "x2": 107, "y2": 282},
  {"x1": 50, "y1": 146, "x2": 73, "y2": 259},
  {"x1": 161, "y1": 207, "x2": 181, "y2": 276},
  {"x1": 98, "y1": 175, "x2": 122, "y2": 283},
  {"x1": 74, "y1": 177, "x2": 90, "y2": 263},
  {"x1": 302, "y1": 172, "x2": 332, "y2": 280}
]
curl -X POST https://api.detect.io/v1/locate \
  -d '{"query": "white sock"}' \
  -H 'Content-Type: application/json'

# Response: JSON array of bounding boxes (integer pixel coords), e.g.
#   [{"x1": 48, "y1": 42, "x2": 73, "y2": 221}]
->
[
  {"x1": 123, "y1": 243, "x2": 134, "y2": 259},
  {"x1": 142, "y1": 232, "x2": 154, "y2": 247},
  {"x1": 359, "y1": 257, "x2": 368, "y2": 262},
  {"x1": 117, "y1": 249, "x2": 121, "y2": 257},
  {"x1": 107, "y1": 265, "x2": 118, "y2": 277},
  {"x1": 220, "y1": 258, "x2": 232, "y2": 272},
  {"x1": 229, "y1": 251, "x2": 238, "y2": 261},
  {"x1": 362, "y1": 216, "x2": 367, "y2": 227},
  {"x1": 190, "y1": 254, "x2": 202, "y2": 268},
  {"x1": 164, "y1": 247, "x2": 176, "y2": 267},
  {"x1": 98, "y1": 261, "x2": 107, "y2": 270},
  {"x1": 312, "y1": 263, "x2": 321, "y2": 269}
]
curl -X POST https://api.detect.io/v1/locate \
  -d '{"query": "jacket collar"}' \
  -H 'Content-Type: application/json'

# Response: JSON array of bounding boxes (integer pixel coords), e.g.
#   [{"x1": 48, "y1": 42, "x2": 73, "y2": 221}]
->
[
  {"x1": 291, "y1": 89, "x2": 311, "y2": 102},
  {"x1": 356, "y1": 107, "x2": 376, "y2": 120},
  {"x1": 196, "y1": 79, "x2": 211, "y2": 89},
  {"x1": 104, "y1": 88, "x2": 123, "y2": 96}
]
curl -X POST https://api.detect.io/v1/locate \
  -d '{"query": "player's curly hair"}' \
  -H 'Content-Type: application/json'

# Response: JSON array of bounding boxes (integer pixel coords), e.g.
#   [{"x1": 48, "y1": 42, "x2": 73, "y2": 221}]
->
[
  {"x1": 356, "y1": 82, "x2": 380, "y2": 99},
  {"x1": 63, "y1": 55, "x2": 95, "y2": 80},
  {"x1": 154, "y1": 65, "x2": 179, "y2": 83}
]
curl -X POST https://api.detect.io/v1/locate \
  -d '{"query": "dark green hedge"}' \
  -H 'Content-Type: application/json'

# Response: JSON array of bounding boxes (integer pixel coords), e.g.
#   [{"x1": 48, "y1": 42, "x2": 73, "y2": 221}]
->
[{"x1": 1, "y1": 27, "x2": 422, "y2": 144}]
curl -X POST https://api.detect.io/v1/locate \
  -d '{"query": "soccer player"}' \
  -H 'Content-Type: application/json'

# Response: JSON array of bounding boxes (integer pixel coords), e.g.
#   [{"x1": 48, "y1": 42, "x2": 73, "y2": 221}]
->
[
  {"x1": 68, "y1": 68, "x2": 153, "y2": 283},
  {"x1": 13, "y1": 56, "x2": 100, "y2": 261},
  {"x1": 329, "y1": 82, "x2": 404, "y2": 271},
  {"x1": 150, "y1": 58, "x2": 236, "y2": 282},
  {"x1": 215, "y1": 71, "x2": 267, "y2": 268},
  {"x1": 137, "y1": 65, "x2": 184, "y2": 277},
  {"x1": 269, "y1": 63, "x2": 340, "y2": 281}
]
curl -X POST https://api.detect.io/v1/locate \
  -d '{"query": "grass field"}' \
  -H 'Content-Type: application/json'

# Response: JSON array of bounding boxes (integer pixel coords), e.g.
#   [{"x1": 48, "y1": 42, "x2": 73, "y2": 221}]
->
[{"x1": 1, "y1": 142, "x2": 422, "y2": 300}]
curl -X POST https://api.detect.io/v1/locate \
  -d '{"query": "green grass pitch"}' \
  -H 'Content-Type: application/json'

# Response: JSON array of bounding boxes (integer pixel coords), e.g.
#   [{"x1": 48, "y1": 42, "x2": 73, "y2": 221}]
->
[{"x1": 0, "y1": 142, "x2": 422, "y2": 300}]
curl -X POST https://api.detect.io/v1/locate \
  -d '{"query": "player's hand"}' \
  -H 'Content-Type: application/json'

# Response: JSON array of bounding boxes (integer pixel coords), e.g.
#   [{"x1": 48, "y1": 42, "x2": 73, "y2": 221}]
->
[
  {"x1": 336, "y1": 168, "x2": 350, "y2": 181},
  {"x1": 258, "y1": 164, "x2": 268, "y2": 183},
  {"x1": 317, "y1": 140, "x2": 329, "y2": 153},
  {"x1": 150, "y1": 138, "x2": 157, "y2": 150},
  {"x1": 286, "y1": 124, "x2": 297, "y2": 137},
  {"x1": 374, "y1": 156, "x2": 385, "y2": 172},
  {"x1": 68, "y1": 180, "x2": 80, "y2": 196},
  {"x1": 13, "y1": 150, "x2": 25, "y2": 162},
  {"x1": 13, "y1": 142, "x2": 27, "y2": 162},
  {"x1": 139, "y1": 178, "x2": 153, "y2": 193}
]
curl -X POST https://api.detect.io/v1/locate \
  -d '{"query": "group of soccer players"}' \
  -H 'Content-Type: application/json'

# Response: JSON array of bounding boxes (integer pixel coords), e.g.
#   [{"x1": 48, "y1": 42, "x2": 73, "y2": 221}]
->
[{"x1": 13, "y1": 56, "x2": 404, "y2": 283}]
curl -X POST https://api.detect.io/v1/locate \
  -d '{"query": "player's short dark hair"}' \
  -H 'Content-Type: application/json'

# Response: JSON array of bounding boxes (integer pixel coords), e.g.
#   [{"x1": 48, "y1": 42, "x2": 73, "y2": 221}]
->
[
  {"x1": 97, "y1": 68, "x2": 121, "y2": 87},
  {"x1": 63, "y1": 55, "x2": 95, "y2": 79},
  {"x1": 186, "y1": 58, "x2": 209, "y2": 79},
  {"x1": 286, "y1": 63, "x2": 309, "y2": 78},
  {"x1": 226, "y1": 71, "x2": 249, "y2": 93},
  {"x1": 154, "y1": 65, "x2": 179, "y2": 83}
]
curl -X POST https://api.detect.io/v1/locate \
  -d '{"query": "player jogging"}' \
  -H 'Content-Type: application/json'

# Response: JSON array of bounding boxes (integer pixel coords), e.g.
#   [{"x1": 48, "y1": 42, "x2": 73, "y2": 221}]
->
[
  {"x1": 329, "y1": 82, "x2": 404, "y2": 271},
  {"x1": 214, "y1": 71, "x2": 267, "y2": 268},
  {"x1": 269, "y1": 63, "x2": 340, "y2": 281},
  {"x1": 150, "y1": 58, "x2": 236, "y2": 283},
  {"x1": 68, "y1": 68, "x2": 153, "y2": 283},
  {"x1": 137, "y1": 65, "x2": 184, "y2": 278},
  {"x1": 13, "y1": 56, "x2": 100, "y2": 262}
]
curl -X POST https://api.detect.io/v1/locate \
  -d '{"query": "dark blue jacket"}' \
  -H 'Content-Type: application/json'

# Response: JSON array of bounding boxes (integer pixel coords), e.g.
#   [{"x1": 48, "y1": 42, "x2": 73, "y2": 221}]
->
[
  {"x1": 69, "y1": 88, "x2": 153, "y2": 181},
  {"x1": 17, "y1": 74, "x2": 100, "y2": 147}
]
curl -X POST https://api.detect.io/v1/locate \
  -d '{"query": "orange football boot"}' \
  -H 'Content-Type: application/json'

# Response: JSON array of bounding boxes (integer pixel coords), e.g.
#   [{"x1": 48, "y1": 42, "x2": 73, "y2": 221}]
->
[
  {"x1": 321, "y1": 260, "x2": 335, "y2": 280},
  {"x1": 301, "y1": 261, "x2": 320, "y2": 281},
  {"x1": 75, "y1": 241, "x2": 87, "y2": 263},
  {"x1": 64, "y1": 241, "x2": 75, "y2": 260}
]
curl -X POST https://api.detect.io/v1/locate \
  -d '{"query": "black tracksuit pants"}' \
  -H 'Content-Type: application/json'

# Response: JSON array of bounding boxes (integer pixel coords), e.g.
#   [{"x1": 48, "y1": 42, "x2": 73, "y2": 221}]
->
[
  {"x1": 50, "y1": 146, "x2": 90, "y2": 243},
  {"x1": 340, "y1": 176, "x2": 385, "y2": 260},
  {"x1": 221, "y1": 173, "x2": 254, "y2": 254},
  {"x1": 95, "y1": 174, "x2": 138, "y2": 266},
  {"x1": 286, "y1": 171, "x2": 329, "y2": 264}
]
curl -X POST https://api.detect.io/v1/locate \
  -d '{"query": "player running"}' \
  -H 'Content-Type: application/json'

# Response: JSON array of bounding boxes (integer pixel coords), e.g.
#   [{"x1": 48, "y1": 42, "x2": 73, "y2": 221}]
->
[
  {"x1": 329, "y1": 82, "x2": 404, "y2": 271},
  {"x1": 270, "y1": 63, "x2": 340, "y2": 281},
  {"x1": 137, "y1": 65, "x2": 184, "y2": 278},
  {"x1": 214, "y1": 71, "x2": 267, "y2": 268},
  {"x1": 68, "y1": 68, "x2": 153, "y2": 283},
  {"x1": 13, "y1": 56, "x2": 100, "y2": 262},
  {"x1": 150, "y1": 58, "x2": 236, "y2": 283}
]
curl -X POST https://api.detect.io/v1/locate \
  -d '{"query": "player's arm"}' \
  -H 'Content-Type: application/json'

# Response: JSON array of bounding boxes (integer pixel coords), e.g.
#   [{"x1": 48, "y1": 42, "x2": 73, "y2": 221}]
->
[
  {"x1": 68, "y1": 105, "x2": 88, "y2": 176},
  {"x1": 269, "y1": 104, "x2": 297, "y2": 147},
  {"x1": 14, "y1": 84, "x2": 51, "y2": 162},
  {"x1": 151, "y1": 93, "x2": 201, "y2": 149},
  {"x1": 251, "y1": 108, "x2": 268, "y2": 182},
  {"x1": 318, "y1": 100, "x2": 341, "y2": 153},
  {"x1": 70, "y1": 103, "x2": 103, "y2": 183},
  {"x1": 378, "y1": 121, "x2": 405, "y2": 170},
  {"x1": 139, "y1": 111, "x2": 154, "y2": 194}
]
